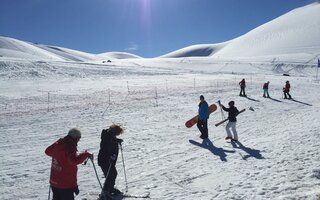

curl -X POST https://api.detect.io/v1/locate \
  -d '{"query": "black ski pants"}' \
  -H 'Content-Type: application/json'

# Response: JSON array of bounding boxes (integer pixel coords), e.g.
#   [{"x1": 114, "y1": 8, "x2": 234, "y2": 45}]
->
[
  {"x1": 51, "y1": 186, "x2": 75, "y2": 200},
  {"x1": 100, "y1": 161, "x2": 118, "y2": 192},
  {"x1": 197, "y1": 119, "x2": 208, "y2": 139},
  {"x1": 240, "y1": 86, "x2": 246, "y2": 96},
  {"x1": 284, "y1": 91, "x2": 291, "y2": 99}
]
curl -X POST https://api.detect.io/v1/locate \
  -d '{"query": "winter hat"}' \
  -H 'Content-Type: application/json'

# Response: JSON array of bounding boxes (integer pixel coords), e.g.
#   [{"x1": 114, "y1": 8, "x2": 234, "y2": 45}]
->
[
  {"x1": 228, "y1": 101, "x2": 235, "y2": 106},
  {"x1": 68, "y1": 128, "x2": 81, "y2": 139},
  {"x1": 200, "y1": 95, "x2": 205, "y2": 100}
]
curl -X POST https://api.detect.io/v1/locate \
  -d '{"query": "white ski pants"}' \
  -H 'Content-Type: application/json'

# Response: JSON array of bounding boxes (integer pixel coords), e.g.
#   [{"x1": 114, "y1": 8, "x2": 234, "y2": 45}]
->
[{"x1": 226, "y1": 121, "x2": 238, "y2": 140}]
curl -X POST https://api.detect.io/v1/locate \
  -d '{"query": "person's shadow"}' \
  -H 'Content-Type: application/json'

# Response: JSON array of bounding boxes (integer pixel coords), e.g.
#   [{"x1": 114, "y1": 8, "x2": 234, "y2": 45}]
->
[
  {"x1": 189, "y1": 138, "x2": 235, "y2": 162},
  {"x1": 230, "y1": 140, "x2": 264, "y2": 160}
]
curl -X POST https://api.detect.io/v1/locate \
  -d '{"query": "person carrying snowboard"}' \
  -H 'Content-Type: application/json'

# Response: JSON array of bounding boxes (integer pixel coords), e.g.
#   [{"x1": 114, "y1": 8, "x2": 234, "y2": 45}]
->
[
  {"x1": 263, "y1": 81, "x2": 270, "y2": 98},
  {"x1": 98, "y1": 124, "x2": 124, "y2": 198},
  {"x1": 283, "y1": 80, "x2": 292, "y2": 99},
  {"x1": 219, "y1": 101, "x2": 240, "y2": 141},
  {"x1": 45, "y1": 128, "x2": 93, "y2": 200},
  {"x1": 197, "y1": 95, "x2": 209, "y2": 139},
  {"x1": 239, "y1": 78, "x2": 246, "y2": 97}
]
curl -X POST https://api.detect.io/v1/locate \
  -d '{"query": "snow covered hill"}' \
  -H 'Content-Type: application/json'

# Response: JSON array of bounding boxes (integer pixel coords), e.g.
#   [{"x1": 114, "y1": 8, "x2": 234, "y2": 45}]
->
[
  {"x1": 212, "y1": 2, "x2": 320, "y2": 62},
  {"x1": 1, "y1": 3, "x2": 320, "y2": 63}
]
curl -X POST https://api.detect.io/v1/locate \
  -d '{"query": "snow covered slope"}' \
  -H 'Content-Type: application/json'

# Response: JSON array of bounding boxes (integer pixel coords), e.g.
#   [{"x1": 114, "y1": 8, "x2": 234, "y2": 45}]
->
[
  {"x1": 213, "y1": 2, "x2": 320, "y2": 61},
  {"x1": 160, "y1": 2, "x2": 320, "y2": 63},
  {"x1": 0, "y1": 36, "x2": 140, "y2": 61},
  {"x1": 159, "y1": 42, "x2": 229, "y2": 58}
]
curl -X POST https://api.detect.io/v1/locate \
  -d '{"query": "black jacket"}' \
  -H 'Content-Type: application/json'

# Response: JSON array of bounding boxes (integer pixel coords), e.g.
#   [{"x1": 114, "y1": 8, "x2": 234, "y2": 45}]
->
[
  {"x1": 222, "y1": 105, "x2": 239, "y2": 122},
  {"x1": 98, "y1": 129, "x2": 119, "y2": 166}
]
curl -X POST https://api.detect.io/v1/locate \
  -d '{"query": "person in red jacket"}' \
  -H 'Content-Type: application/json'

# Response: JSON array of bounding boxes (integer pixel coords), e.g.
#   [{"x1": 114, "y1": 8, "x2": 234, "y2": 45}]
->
[
  {"x1": 239, "y1": 78, "x2": 246, "y2": 97},
  {"x1": 45, "y1": 128, "x2": 93, "y2": 200},
  {"x1": 283, "y1": 80, "x2": 292, "y2": 99}
]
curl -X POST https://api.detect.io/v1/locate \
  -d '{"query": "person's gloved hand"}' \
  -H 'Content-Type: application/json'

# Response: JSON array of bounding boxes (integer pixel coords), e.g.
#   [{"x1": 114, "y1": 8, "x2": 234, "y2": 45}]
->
[
  {"x1": 116, "y1": 138, "x2": 123, "y2": 144},
  {"x1": 88, "y1": 153, "x2": 94, "y2": 161},
  {"x1": 74, "y1": 186, "x2": 79, "y2": 195},
  {"x1": 110, "y1": 154, "x2": 117, "y2": 161}
]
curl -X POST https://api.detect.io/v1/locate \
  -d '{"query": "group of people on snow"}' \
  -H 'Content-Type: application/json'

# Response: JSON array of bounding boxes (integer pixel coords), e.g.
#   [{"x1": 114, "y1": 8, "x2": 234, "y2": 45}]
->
[
  {"x1": 45, "y1": 125, "x2": 124, "y2": 200},
  {"x1": 238, "y1": 78, "x2": 292, "y2": 99},
  {"x1": 45, "y1": 78, "x2": 293, "y2": 200},
  {"x1": 196, "y1": 79, "x2": 293, "y2": 142}
]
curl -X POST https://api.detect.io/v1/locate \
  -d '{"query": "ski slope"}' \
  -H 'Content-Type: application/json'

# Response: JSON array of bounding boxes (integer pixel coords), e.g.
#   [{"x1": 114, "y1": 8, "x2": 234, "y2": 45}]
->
[{"x1": 1, "y1": 2, "x2": 320, "y2": 200}]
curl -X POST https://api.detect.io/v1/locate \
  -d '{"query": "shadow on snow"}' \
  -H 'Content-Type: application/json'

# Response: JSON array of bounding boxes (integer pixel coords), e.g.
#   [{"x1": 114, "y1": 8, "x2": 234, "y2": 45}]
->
[
  {"x1": 189, "y1": 138, "x2": 235, "y2": 162},
  {"x1": 290, "y1": 98, "x2": 312, "y2": 106},
  {"x1": 230, "y1": 140, "x2": 264, "y2": 160}
]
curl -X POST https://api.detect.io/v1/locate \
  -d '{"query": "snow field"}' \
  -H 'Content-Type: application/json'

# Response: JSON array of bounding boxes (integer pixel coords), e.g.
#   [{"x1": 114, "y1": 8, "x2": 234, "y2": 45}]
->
[{"x1": 1, "y1": 72, "x2": 320, "y2": 200}]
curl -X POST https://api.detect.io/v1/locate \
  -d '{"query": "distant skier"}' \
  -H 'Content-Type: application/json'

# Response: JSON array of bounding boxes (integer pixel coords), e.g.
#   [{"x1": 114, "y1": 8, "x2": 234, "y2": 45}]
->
[
  {"x1": 263, "y1": 81, "x2": 270, "y2": 98},
  {"x1": 283, "y1": 80, "x2": 292, "y2": 99},
  {"x1": 219, "y1": 101, "x2": 240, "y2": 141},
  {"x1": 98, "y1": 124, "x2": 124, "y2": 198},
  {"x1": 45, "y1": 128, "x2": 93, "y2": 200},
  {"x1": 197, "y1": 95, "x2": 209, "y2": 139},
  {"x1": 239, "y1": 78, "x2": 246, "y2": 97}
]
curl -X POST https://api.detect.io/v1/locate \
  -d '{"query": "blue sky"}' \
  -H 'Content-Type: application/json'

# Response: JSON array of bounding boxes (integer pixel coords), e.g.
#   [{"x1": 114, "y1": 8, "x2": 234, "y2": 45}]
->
[{"x1": 0, "y1": 0, "x2": 314, "y2": 57}]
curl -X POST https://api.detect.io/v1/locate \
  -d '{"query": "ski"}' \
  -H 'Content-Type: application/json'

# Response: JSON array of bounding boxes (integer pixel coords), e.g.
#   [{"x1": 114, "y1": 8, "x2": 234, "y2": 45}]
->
[
  {"x1": 215, "y1": 109, "x2": 246, "y2": 127},
  {"x1": 88, "y1": 192, "x2": 150, "y2": 200},
  {"x1": 119, "y1": 192, "x2": 150, "y2": 198}
]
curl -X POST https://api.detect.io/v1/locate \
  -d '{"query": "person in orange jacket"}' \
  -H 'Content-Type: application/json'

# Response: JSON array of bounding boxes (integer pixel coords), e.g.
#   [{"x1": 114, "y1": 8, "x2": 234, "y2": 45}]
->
[{"x1": 45, "y1": 128, "x2": 93, "y2": 200}]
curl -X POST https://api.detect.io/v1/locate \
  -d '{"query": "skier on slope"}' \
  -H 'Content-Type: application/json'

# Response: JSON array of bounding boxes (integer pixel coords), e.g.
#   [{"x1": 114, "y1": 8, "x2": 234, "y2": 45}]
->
[
  {"x1": 45, "y1": 128, "x2": 93, "y2": 200},
  {"x1": 239, "y1": 78, "x2": 246, "y2": 97},
  {"x1": 219, "y1": 101, "x2": 240, "y2": 141},
  {"x1": 283, "y1": 80, "x2": 292, "y2": 99},
  {"x1": 263, "y1": 81, "x2": 270, "y2": 98},
  {"x1": 197, "y1": 95, "x2": 209, "y2": 139},
  {"x1": 98, "y1": 124, "x2": 124, "y2": 198}
]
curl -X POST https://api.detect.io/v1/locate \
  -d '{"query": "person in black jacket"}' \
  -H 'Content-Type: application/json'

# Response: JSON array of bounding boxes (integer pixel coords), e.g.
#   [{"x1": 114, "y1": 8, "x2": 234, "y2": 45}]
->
[
  {"x1": 98, "y1": 124, "x2": 124, "y2": 197},
  {"x1": 219, "y1": 101, "x2": 240, "y2": 141}
]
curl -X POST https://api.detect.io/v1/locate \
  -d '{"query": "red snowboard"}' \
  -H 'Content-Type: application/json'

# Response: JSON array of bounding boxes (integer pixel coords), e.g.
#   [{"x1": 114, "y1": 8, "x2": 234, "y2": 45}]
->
[{"x1": 185, "y1": 104, "x2": 217, "y2": 128}]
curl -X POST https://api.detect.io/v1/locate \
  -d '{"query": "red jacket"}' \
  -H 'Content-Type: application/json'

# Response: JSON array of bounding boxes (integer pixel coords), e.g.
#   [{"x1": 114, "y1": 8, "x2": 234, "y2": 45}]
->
[
  {"x1": 283, "y1": 83, "x2": 290, "y2": 92},
  {"x1": 45, "y1": 135, "x2": 90, "y2": 189},
  {"x1": 239, "y1": 79, "x2": 246, "y2": 87}
]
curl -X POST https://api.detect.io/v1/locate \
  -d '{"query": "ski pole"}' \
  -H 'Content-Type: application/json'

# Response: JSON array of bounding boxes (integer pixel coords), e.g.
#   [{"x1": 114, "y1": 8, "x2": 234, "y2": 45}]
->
[
  {"x1": 90, "y1": 158, "x2": 103, "y2": 190},
  {"x1": 48, "y1": 185, "x2": 51, "y2": 200},
  {"x1": 119, "y1": 143, "x2": 128, "y2": 193}
]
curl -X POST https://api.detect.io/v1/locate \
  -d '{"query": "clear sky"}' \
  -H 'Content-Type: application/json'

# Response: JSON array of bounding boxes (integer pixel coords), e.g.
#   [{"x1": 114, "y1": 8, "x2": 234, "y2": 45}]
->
[{"x1": 0, "y1": 0, "x2": 315, "y2": 58}]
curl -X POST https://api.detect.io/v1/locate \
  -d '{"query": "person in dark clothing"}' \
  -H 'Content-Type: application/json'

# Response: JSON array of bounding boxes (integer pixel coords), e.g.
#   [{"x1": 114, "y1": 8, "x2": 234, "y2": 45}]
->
[
  {"x1": 197, "y1": 95, "x2": 209, "y2": 139},
  {"x1": 98, "y1": 124, "x2": 124, "y2": 198},
  {"x1": 45, "y1": 128, "x2": 93, "y2": 200},
  {"x1": 219, "y1": 101, "x2": 240, "y2": 141},
  {"x1": 263, "y1": 81, "x2": 270, "y2": 98},
  {"x1": 283, "y1": 80, "x2": 292, "y2": 99},
  {"x1": 239, "y1": 78, "x2": 246, "y2": 97}
]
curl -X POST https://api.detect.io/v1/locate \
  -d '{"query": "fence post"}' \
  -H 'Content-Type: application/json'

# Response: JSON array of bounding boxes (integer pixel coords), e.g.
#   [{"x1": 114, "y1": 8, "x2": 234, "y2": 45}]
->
[
  {"x1": 194, "y1": 78, "x2": 196, "y2": 90},
  {"x1": 127, "y1": 81, "x2": 130, "y2": 94},
  {"x1": 166, "y1": 80, "x2": 168, "y2": 94},
  {"x1": 155, "y1": 87, "x2": 158, "y2": 107},
  {"x1": 47, "y1": 92, "x2": 50, "y2": 112},
  {"x1": 108, "y1": 88, "x2": 111, "y2": 105}
]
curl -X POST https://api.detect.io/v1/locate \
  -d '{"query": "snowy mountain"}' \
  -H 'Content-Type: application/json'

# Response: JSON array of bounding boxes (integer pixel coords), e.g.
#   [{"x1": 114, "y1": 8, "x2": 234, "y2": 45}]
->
[
  {"x1": 162, "y1": 2, "x2": 320, "y2": 63},
  {"x1": 1, "y1": 3, "x2": 320, "y2": 63}
]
